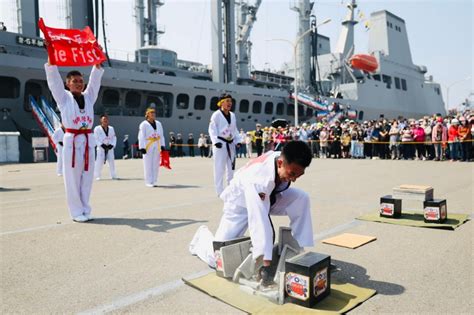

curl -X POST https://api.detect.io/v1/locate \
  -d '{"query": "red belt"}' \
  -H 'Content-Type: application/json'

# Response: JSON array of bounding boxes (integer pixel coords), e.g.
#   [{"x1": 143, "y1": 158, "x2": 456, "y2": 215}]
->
[{"x1": 66, "y1": 128, "x2": 92, "y2": 171}]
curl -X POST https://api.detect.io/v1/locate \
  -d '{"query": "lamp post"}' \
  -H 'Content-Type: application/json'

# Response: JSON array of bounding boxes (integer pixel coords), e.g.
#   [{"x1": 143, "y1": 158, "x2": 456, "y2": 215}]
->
[
  {"x1": 446, "y1": 76, "x2": 471, "y2": 111},
  {"x1": 266, "y1": 18, "x2": 331, "y2": 126}
]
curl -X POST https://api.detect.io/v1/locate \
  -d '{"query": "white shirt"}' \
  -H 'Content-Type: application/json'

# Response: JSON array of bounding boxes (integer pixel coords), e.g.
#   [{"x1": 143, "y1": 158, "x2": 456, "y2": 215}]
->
[
  {"x1": 208, "y1": 110, "x2": 241, "y2": 145},
  {"x1": 52, "y1": 127, "x2": 65, "y2": 148},
  {"x1": 94, "y1": 125, "x2": 117, "y2": 147},
  {"x1": 138, "y1": 120, "x2": 165, "y2": 151},
  {"x1": 45, "y1": 64, "x2": 104, "y2": 147}
]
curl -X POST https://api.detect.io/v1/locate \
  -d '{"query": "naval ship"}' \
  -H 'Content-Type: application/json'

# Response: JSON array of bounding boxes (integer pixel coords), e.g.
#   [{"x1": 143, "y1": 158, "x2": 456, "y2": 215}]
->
[{"x1": 0, "y1": 0, "x2": 445, "y2": 163}]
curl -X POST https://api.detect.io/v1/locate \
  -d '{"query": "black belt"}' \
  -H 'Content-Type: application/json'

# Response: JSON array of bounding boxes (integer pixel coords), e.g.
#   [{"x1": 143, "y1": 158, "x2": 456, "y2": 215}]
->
[{"x1": 218, "y1": 136, "x2": 235, "y2": 170}]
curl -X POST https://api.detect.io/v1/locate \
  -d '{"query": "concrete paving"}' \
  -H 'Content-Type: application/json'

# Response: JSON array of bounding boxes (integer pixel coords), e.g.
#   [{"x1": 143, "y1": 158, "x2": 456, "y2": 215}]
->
[{"x1": 1, "y1": 157, "x2": 472, "y2": 314}]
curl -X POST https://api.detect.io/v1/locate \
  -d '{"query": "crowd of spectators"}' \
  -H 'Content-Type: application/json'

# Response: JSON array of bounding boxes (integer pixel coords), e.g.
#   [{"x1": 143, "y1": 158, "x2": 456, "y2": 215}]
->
[{"x1": 128, "y1": 110, "x2": 473, "y2": 162}]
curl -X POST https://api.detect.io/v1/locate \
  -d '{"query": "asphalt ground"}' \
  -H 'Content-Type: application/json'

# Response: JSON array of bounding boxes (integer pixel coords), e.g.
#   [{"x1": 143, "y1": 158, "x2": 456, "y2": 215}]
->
[{"x1": 1, "y1": 157, "x2": 472, "y2": 314}]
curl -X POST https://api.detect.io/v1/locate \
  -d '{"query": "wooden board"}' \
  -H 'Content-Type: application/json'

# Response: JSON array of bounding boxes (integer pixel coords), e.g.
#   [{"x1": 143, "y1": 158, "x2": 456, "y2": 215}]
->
[{"x1": 321, "y1": 233, "x2": 377, "y2": 249}]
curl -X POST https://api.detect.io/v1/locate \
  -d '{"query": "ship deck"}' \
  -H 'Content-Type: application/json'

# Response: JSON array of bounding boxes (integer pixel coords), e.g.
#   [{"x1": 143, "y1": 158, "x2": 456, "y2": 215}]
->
[{"x1": 1, "y1": 157, "x2": 472, "y2": 314}]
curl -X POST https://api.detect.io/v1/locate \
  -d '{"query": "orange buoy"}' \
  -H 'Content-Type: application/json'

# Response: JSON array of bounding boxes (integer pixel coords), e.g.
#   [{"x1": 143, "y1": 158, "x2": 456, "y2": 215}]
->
[{"x1": 350, "y1": 54, "x2": 378, "y2": 72}]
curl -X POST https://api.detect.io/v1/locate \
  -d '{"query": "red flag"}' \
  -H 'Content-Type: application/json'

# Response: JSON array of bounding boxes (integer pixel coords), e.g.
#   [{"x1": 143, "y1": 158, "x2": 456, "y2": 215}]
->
[
  {"x1": 160, "y1": 150, "x2": 172, "y2": 169},
  {"x1": 38, "y1": 18, "x2": 106, "y2": 67}
]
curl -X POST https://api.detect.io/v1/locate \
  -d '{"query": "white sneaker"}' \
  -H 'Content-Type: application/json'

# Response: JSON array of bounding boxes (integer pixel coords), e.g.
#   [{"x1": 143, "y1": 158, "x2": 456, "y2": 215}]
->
[
  {"x1": 95, "y1": 177, "x2": 101, "y2": 181},
  {"x1": 57, "y1": 174, "x2": 62, "y2": 177},
  {"x1": 145, "y1": 184, "x2": 154, "y2": 187},
  {"x1": 73, "y1": 215, "x2": 88, "y2": 222},
  {"x1": 84, "y1": 214, "x2": 93, "y2": 221}
]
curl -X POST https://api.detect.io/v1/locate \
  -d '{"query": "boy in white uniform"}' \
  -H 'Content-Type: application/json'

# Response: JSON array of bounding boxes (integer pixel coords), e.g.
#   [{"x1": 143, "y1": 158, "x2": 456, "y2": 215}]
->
[
  {"x1": 208, "y1": 94, "x2": 241, "y2": 196},
  {"x1": 190, "y1": 141, "x2": 314, "y2": 286},
  {"x1": 52, "y1": 125, "x2": 65, "y2": 176},
  {"x1": 138, "y1": 108, "x2": 166, "y2": 187},
  {"x1": 44, "y1": 56, "x2": 104, "y2": 222},
  {"x1": 94, "y1": 114, "x2": 117, "y2": 180}
]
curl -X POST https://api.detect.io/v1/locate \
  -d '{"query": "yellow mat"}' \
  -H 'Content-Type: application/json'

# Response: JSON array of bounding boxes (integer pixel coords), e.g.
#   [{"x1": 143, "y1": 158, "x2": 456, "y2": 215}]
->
[
  {"x1": 322, "y1": 233, "x2": 377, "y2": 249},
  {"x1": 357, "y1": 211, "x2": 470, "y2": 230},
  {"x1": 183, "y1": 273, "x2": 376, "y2": 314}
]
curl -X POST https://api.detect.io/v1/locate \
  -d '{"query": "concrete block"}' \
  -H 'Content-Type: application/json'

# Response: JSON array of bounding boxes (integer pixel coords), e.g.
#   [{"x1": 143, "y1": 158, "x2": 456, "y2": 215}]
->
[
  {"x1": 220, "y1": 240, "x2": 252, "y2": 278},
  {"x1": 278, "y1": 227, "x2": 301, "y2": 255},
  {"x1": 274, "y1": 244, "x2": 300, "y2": 282}
]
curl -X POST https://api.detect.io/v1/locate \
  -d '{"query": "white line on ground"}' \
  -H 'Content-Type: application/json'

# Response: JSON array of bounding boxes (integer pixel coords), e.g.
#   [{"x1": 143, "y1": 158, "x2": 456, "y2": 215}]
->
[
  {"x1": 0, "y1": 198, "x2": 218, "y2": 237},
  {"x1": 77, "y1": 219, "x2": 362, "y2": 314},
  {"x1": 77, "y1": 269, "x2": 213, "y2": 315}
]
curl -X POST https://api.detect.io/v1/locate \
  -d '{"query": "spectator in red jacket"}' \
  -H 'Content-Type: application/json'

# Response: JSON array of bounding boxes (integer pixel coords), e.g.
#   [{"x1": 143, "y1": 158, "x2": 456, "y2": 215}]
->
[
  {"x1": 448, "y1": 119, "x2": 460, "y2": 161},
  {"x1": 412, "y1": 121, "x2": 426, "y2": 160}
]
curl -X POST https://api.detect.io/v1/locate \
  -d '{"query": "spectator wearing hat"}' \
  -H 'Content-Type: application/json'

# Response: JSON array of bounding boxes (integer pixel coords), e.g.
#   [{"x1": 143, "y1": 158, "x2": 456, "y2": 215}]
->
[
  {"x1": 319, "y1": 126, "x2": 329, "y2": 158},
  {"x1": 379, "y1": 121, "x2": 390, "y2": 159},
  {"x1": 188, "y1": 133, "x2": 195, "y2": 157},
  {"x1": 432, "y1": 118, "x2": 447, "y2": 161},
  {"x1": 341, "y1": 130, "x2": 351, "y2": 158},
  {"x1": 389, "y1": 121, "x2": 400, "y2": 160},
  {"x1": 458, "y1": 117, "x2": 471, "y2": 161},
  {"x1": 423, "y1": 119, "x2": 434, "y2": 160},
  {"x1": 169, "y1": 132, "x2": 176, "y2": 157},
  {"x1": 198, "y1": 133, "x2": 206, "y2": 157},
  {"x1": 330, "y1": 120, "x2": 342, "y2": 159},
  {"x1": 176, "y1": 133, "x2": 184, "y2": 157},
  {"x1": 254, "y1": 124, "x2": 264, "y2": 156},
  {"x1": 245, "y1": 132, "x2": 253, "y2": 158},
  {"x1": 363, "y1": 121, "x2": 374, "y2": 159}
]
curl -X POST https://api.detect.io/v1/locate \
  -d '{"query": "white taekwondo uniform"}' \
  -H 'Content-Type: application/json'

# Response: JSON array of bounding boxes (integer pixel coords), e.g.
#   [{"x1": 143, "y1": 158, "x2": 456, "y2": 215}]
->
[
  {"x1": 138, "y1": 119, "x2": 165, "y2": 186},
  {"x1": 208, "y1": 109, "x2": 241, "y2": 196},
  {"x1": 94, "y1": 125, "x2": 117, "y2": 179},
  {"x1": 52, "y1": 127, "x2": 65, "y2": 176},
  {"x1": 45, "y1": 64, "x2": 104, "y2": 219},
  {"x1": 190, "y1": 151, "x2": 314, "y2": 266}
]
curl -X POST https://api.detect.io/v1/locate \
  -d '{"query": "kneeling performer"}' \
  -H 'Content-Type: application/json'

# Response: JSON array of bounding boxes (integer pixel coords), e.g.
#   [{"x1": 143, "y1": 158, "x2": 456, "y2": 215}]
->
[
  {"x1": 191, "y1": 141, "x2": 314, "y2": 285},
  {"x1": 138, "y1": 108, "x2": 165, "y2": 187}
]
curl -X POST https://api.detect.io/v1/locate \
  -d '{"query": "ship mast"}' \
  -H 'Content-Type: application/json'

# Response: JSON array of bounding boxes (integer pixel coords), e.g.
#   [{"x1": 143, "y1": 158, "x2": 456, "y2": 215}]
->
[
  {"x1": 236, "y1": 0, "x2": 262, "y2": 80},
  {"x1": 291, "y1": 0, "x2": 313, "y2": 90},
  {"x1": 335, "y1": 0, "x2": 357, "y2": 58},
  {"x1": 135, "y1": 0, "x2": 165, "y2": 48}
]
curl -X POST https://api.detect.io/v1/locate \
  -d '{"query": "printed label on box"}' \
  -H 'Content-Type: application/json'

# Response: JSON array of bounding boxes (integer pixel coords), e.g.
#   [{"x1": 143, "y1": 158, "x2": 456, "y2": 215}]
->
[
  {"x1": 285, "y1": 272, "x2": 309, "y2": 301},
  {"x1": 380, "y1": 203, "x2": 394, "y2": 215},
  {"x1": 440, "y1": 204, "x2": 447, "y2": 220},
  {"x1": 314, "y1": 267, "x2": 328, "y2": 297},
  {"x1": 424, "y1": 207, "x2": 439, "y2": 220},
  {"x1": 214, "y1": 250, "x2": 223, "y2": 272}
]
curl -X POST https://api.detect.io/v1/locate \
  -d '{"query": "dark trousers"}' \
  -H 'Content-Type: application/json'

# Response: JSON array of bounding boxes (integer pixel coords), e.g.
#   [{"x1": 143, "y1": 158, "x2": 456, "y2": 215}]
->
[
  {"x1": 199, "y1": 147, "x2": 205, "y2": 157},
  {"x1": 189, "y1": 147, "x2": 195, "y2": 157},
  {"x1": 401, "y1": 143, "x2": 414, "y2": 159},
  {"x1": 256, "y1": 141, "x2": 263, "y2": 156},
  {"x1": 461, "y1": 141, "x2": 471, "y2": 161},
  {"x1": 331, "y1": 140, "x2": 341, "y2": 158},
  {"x1": 364, "y1": 142, "x2": 373, "y2": 158}
]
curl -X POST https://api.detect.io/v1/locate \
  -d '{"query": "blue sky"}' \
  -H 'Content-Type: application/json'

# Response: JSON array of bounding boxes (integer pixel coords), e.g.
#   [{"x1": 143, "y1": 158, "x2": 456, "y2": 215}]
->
[{"x1": 1, "y1": 0, "x2": 472, "y2": 108}]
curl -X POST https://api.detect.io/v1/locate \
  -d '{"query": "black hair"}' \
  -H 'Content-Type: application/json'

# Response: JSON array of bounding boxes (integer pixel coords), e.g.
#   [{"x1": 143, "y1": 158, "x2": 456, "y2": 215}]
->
[
  {"x1": 219, "y1": 93, "x2": 232, "y2": 102},
  {"x1": 100, "y1": 114, "x2": 108, "y2": 119},
  {"x1": 66, "y1": 70, "x2": 83, "y2": 80},
  {"x1": 281, "y1": 141, "x2": 312, "y2": 168}
]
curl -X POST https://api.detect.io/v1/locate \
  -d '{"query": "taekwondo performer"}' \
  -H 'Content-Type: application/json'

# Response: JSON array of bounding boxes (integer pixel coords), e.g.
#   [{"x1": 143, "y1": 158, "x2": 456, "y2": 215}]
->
[
  {"x1": 94, "y1": 114, "x2": 117, "y2": 180},
  {"x1": 208, "y1": 93, "x2": 241, "y2": 196},
  {"x1": 138, "y1": 107, "x2": 165, "y2": 187},
  {"x1": 190, "y1": 141, "x2": 314, "y2": 286},
  {"x1": 52, "y1": 124, "x2": 65, "y2": 176},
  {"x1": 44, "y1": 53, "x2": 104, "y2": 222}
]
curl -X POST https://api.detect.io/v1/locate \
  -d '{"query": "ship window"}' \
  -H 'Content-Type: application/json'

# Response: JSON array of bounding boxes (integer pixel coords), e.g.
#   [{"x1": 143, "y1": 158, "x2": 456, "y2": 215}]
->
[
  {"x1": 382, "y1": 75, "x2": 392, "y2": 89},
  {"x1": 401, "y1": 79, "x2": 407, "y2": 91},
  {"x1": 177, "y1": 93, "x2": 189, "y2": 109},
  {"x1": 0, "y1": 76, "x2": 20, "y2": 99},
  {"x1": 358, "y1": 110, "x2": 364, "y2": 120},
  {"x1": 298, "y1": 106, "x2": 304, "y2": 117},
  {"x1": 287, "y1": 104, "x2": 294, "y2": 116},
  {"x1": 146, "y1": 92, "x2": 173, "y2": 117},
  {"x1": 194, "y1": 95, "x2": 206, "y2": 110},
  {"x1": 264, "y1": 102, "x2": 274, "y2": 114},
  {"x1": 231, "y1": 98, "x2": 236, "y2": 112},
  {"x1": 276, "y1": 103, "x2": 284, "y2": 115},
  {"x1": 239, "y1": 99, "x2": 249, "y2": 113},
  {"x1": 24, "y1": 80, "x2": 43, "y2": 112},
  {"x1": 394, "y1": 77, "x2": 401, "y2": 89},
  {"x1": 373, "y1": 74, "x2": 381, "y2": 81},
  {"x1": 125, "y1": 91, "x2": 141, "y2": 108},
  {"x1": 210, "y1": 96, "x2": 219, "y2": 111},
  {"x1": 102, "y1": 89, "x2": 120, "y2": 107},
  {"x1": 306, "y1": 108, "x2": 314, "y2": 117},
  {"x1": 253, "y1": 101, "x2": 262, "y2": 114}
]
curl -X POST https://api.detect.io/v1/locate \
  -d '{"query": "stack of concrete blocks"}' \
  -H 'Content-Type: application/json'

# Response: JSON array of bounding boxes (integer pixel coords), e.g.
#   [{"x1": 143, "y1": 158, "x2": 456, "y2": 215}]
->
[
  {"x1": 392, "y1": 185, "x2": 434, "y2": 201},
  {"x1": 227, "y1": 227, "x2": 302, "y2": 305}
]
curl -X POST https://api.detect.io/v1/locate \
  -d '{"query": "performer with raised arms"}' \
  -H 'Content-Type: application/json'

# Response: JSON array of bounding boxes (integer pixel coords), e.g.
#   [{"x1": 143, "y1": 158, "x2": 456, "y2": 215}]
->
[
  {"x1": 44, "y1": 46, "x2": 104, "y2": 222},
  {"x1": 138, "y1": 107, "x2": 166, "y2": 187},
  {"x1": 94, "y1": 114, "x2": 117, "y2": 180},
  {"x1": 208, "y1": 93, "x2": 241, "y2": 196}
]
